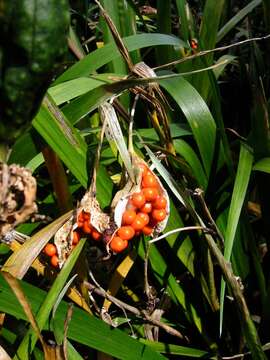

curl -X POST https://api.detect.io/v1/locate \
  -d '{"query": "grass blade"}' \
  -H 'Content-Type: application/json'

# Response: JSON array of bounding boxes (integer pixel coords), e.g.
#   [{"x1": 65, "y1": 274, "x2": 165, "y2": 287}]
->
[
  {"x1": 219, "y1": 144, "x2": 253, "y2": 335},
  {"x1": 0, "y1": 274, "x2": 165, "y2": 359},
  {"x1": 217, "y1": 0, "x2": 262, "y2": 43},
  {"x1": 55, "y1": 33, "x2": 187, "y2": 84},
  {"x1": 15, "y1": 239, "x2": 87, "y2": 358}
]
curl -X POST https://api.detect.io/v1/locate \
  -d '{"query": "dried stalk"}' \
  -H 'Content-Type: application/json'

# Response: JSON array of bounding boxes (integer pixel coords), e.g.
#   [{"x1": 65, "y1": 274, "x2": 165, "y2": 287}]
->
[{"x1": 84, "y1": 280, "x2": 187, "y2": 341}]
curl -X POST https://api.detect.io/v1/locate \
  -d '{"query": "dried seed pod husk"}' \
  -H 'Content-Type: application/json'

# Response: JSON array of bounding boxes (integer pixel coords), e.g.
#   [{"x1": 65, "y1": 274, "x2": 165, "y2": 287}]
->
[
  {"x1": 54, "y1": 191, "x2": 110, "y2": 268},
  {"x1": 54, "y1": 117, "x2": 110, "y2": 267},
  {"x1": 0, "y1": 163, "x2": 37, "y2": 240}
]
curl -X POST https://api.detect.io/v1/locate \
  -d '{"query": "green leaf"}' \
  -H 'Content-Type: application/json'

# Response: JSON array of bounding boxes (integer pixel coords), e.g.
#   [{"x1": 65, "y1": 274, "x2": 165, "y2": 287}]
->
[
  {"x1": 15, "y1": 239, "x2": 87, "y2": 358},
  {"x1": 33, "y1": 95, "x2": 88, "y2": 187},
  {"x1": 48, "y1": 77, "x2": 109, "y2": 105},
  {"x1": 0, "y1": 274, "x2": 165, "y2": 360},
  {"x1": 138, "y1": 240, "x2": 202, "y2": 332},
  {"x1": 160, "y1": 76, "x2": 219, "y2": 179},
  {"x1": 217, "y1": 0, "x2": 262, "y2": 43},
  {"x1": 219, "y1": 144, "x2": 253, "y2": 334},
  {"x1": 55, "y1": 33, "x2": 187, "y2": 84},
  {"x1": 100, "y1": 0, "x2": 128, "y2": 75},
  {"x1": 174, "y1": 139, "x2": 208, "y2": 189},
  {"x1": 192, "y1": 0, "x2": 225, "y2": 99},
  {"x1": 33, "y1": 96, "x2": 113, "y2": 205},
  {"x1": 140, "y1": 339, "x2": 211, "y2": 358},
  {"x1": 253, "y1": 157, "x2": 270, "y2": 173},
  {"x1": 156, "y1": 0, "x2": 173, "y2": 64},
  {"x1": 175, "y1": 0, "x2": 192, "y2": 42}
]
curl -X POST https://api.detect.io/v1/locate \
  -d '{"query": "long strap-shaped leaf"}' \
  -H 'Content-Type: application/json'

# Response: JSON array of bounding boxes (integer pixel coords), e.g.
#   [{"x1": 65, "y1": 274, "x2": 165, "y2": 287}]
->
[
  {"x1": 15, "y1": 239, "x2": 86, "y2": 359},
  {"x1": 219, "y1": 144, "x2": 253, "y2": 335},
  {"x1": 100, "y1": 102, "x2": 135, "y2": 181}
]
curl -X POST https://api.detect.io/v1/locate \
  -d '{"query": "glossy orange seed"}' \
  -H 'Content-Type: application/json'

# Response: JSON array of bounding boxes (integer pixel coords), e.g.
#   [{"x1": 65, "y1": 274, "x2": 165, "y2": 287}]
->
[
  {"x1": 51, "y1": 255, "x2": 59, "y2": 267},
  {"x1": 72, "y1": 231, "x2": 80, "y2": 245},
  {"x1": 92, "y1": 229, "x2": 101, "y2": 241},
  {"x1": 140, "y1": 202, "x2": 152, "y2": 213},
  {"x1": 83, "y1": 211, "x2": 90, "y2": 221},
  {"x1": 131, "y1": 216, "x2": 146, "y2": 231},
  {"x1": 122, "y1": 209, "x2": 136, "y2": 225},
  {"x1": 153, "y1": 195, "x2": 167, "y2": 209},
  {"x1": 83, "y1": 221, "x2": 92, "y2": 234},
  {"x1": 117, "y1": 226, "x2": 135, "y2": 241},
  {"x1": 77, "y1": 220, "x2": 84, "y2": 228},
  {"x1": 142, "y1": 225, "x2": 153, "y2": 236},
  {"x1": 143, "y1": 187, "x2": 159, "y2": 202},
  {"x1": 152, "y1": 209, "x2": 167, "y2": 222},
  {"x1": 142, "y1": 173, "x2": 158, "y2": 188},
  {"x1": 139, "y1": 163, "x2": 149, "y2": 176},
  {"x1": 44, "y1": 243, "x2": 57, "y2": 257},
  {"x1": 78, "y1": 211, "x2": 84, "y2": 222},
  {"x1": 130, "y1": 192, "x2": 146, "y2": 208},
  {"x1": 136, "y1": 212, "x2": 150, "y2": 226},
  {"x1": 110, "y1": 236, "x2": 128, "y2": 253}
]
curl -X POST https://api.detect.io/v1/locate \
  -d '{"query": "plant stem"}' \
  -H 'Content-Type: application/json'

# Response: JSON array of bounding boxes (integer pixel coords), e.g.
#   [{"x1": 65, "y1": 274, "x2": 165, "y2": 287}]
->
[
  {"x1": 42, "y1": 146, "x2": 72, "y2": 213},
  {"x1": 203, "y1": 232, "x2": 266, "y2": 359}
]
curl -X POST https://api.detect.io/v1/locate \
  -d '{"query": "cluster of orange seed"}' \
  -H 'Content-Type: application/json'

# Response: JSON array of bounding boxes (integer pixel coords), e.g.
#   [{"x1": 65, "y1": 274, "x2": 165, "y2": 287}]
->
[
  {"x1": 43, "y1": 210, "x2": 101, "y2": 267},
  {"x1": 109, "y1": 164, "x2": 167, "y2": 253}
]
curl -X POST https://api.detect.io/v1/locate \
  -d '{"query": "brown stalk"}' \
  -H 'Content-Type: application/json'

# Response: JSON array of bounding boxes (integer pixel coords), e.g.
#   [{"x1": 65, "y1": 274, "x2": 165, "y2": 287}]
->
[
  {"x1": 42, "y1": 146, "x2": 72, "y2": 214},
  {"x1": 84, "y1": 280, "x2": 187, "y2": 341},
  {"x1": 95, "y1": 0, "x2": 133, "y2": 71}
]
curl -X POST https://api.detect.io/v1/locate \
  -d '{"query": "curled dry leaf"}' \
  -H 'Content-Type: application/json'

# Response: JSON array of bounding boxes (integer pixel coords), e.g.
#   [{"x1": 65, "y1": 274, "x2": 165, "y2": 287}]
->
[{"x1": 0, "y1": 163, "x2": 37, "y2": 240}]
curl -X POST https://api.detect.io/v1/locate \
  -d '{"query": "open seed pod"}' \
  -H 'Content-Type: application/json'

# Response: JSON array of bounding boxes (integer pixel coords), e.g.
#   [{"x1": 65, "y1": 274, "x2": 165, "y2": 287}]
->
[
  {"x1": 101, "y1": 102, "x2": 170, "y2": 254},
  {"x1": 52, "y1": 120, "x2": 110, "y2": 268},
  {"x1": 53, "y1": 192, "x2": 110, "y2": 268},
  {"x1": 0, "y1": 163, "x2": 37, "y2": 242},
  {"x1": 112, "y1": 156, "x2": 170, "y2": 241}
]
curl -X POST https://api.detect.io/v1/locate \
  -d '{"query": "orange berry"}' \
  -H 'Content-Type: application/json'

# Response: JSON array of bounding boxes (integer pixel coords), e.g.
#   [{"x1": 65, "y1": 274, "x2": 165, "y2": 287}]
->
[
  {"x1": 92, "y1": 229, "x2": 101, "y2": 241},
  {"x1": 117, "y1": 226, "x2": 135, "y2": 241},
  {"x1": 136, "y1": 212, "x2": 149, "y2": 226},
  {"x1": 51, "y1": 255, "x2": 59, "y2": 267},
  {"x1": 72, "y1": 231, "x2": 80, "y2": 245},
  {"x1": 122, "y1": 209, "x2": 136, "y2": 225},
  {"x1": 126, "y1": 202, "x2": 137, "y2": 211},
  {"x1": 77, "y1": 220, "x2": 84, "y2": 228},
  {"x1": 131, "y1": 215, "x2": 146, "y2": 231},
  {"x1": 130, "y1": 192, "x2": 146, "y2": 208},
  {"x1": 83, "y1": 212, "x2": 90, "y2": 221},
  {"x1": 83, "y1": 221, "x2": 92, "y2": 234},
  {"x1": 190, "y1": 39, "x2": 198, "y2": 49},
  {"x1": 152, "y1": 209, "x2": 167, "y2": 222},
  {"x1": 110, "y1": 236, "x2": 128, "y2": 253},
  {"x1": 143, "y1": 187, "x2": 159, "y2": 202},
  {"x1": 44, "y1": 243, "x2": 57, "y2": 257},
  {"x1": 142, "y1": 173, "x2": 158, "y2": 188},
  {"x1": 142, "y1": 225, "x2": 153, "y2": 236},
  {"x1": 139, "y1": 163, "x2": 149, "y2": 176},
  {"x1": 78, "y1": 211, "x2": 84, "y2": 223},
  {"x1": 140, "y1": 202, "x2": 152, "y2": 213},
  {"x1": 153, "y1": 195, "x2": 167, "y2": 209}
]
